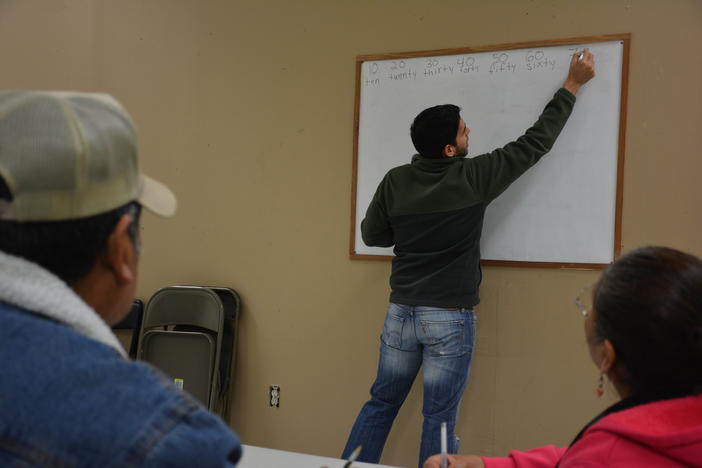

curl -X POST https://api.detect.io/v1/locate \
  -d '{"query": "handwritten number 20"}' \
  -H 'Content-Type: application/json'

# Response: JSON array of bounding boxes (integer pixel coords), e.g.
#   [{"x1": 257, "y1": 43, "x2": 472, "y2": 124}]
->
[{"x1": 390, "y1": 60, "x2": 406, "y2": 70}]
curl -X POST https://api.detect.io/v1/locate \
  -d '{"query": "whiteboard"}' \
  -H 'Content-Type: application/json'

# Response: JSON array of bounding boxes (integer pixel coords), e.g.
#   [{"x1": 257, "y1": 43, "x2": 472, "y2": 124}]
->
[{"x1": 350, "y1": 35, "x2": 628, "y2": 268}]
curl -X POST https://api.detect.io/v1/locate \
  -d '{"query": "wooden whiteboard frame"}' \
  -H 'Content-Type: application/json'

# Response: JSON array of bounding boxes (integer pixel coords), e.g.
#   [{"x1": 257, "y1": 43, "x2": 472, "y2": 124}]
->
[{"x1": 349, "y1": 34, "x2": 630, "y2": 269}]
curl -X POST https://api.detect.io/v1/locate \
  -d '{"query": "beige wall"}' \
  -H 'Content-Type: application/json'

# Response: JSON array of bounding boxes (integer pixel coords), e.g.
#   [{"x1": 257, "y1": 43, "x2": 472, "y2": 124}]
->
[{"x1": 2, "y1": 1, "x2": 701, "y2": 466}]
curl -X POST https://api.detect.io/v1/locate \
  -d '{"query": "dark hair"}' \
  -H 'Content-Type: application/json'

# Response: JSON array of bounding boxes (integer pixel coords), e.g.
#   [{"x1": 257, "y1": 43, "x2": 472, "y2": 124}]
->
[
  {"x1": 410, "y1": 104, "x2": 461, "y2": 159},
  {"x1": 0, "y1": 202, "x2": 142, "y2": 285},
  {"x1": 593, "y1": 246, "x2": 702, "y2": 395}
]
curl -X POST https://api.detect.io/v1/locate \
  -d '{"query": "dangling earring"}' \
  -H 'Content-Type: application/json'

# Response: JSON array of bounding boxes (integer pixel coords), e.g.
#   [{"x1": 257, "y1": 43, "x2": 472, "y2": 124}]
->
[{"x1": 596, "y1": 373, "x2": 604, "y2": 397}]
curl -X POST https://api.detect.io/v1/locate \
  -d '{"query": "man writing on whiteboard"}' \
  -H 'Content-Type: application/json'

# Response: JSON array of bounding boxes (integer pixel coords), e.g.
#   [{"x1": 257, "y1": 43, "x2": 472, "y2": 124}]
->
[{"x1": 342, "y1": 49, "x2": 595, "y2": 468}]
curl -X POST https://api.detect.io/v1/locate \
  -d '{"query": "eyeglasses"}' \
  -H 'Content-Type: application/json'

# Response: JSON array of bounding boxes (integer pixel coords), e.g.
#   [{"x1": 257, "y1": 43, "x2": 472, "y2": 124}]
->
[
  {"x1": 123, "y1": 202, "x2": 142, "y2": 256},
  {"x1": 575, "y1": 284, "x2": 595, "y2": 318}
]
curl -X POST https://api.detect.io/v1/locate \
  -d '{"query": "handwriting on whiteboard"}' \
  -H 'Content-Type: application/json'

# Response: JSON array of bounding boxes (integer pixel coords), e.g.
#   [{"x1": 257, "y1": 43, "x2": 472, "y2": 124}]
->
[{"x1": 363, "y1": 48, "x2": 572, "y2": 87}]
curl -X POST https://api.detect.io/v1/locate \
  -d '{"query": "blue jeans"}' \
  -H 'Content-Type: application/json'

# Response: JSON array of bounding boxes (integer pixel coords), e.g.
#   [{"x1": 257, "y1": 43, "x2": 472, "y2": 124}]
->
[{"x1": 342, "y1": 303, "x2": 476, "y2": 468}]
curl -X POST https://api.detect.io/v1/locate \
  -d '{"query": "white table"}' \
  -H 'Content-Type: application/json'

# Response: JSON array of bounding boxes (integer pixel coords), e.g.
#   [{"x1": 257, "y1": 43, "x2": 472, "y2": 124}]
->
[{"x1": 239, "y1": 445, "x2": 404, "y2": 468}]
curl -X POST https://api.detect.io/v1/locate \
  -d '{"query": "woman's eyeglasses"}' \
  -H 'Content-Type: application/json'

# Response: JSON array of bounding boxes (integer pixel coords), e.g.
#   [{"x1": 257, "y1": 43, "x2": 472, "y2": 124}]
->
[{"x1": 575, "y1": 284, "x2": 595, "y2": 318}]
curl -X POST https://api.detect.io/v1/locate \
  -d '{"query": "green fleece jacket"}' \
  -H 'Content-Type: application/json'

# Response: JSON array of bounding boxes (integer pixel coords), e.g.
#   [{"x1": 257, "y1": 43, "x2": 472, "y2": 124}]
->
[{"x1": 362, "y1": 88, "x2": 576, "y2": 308}]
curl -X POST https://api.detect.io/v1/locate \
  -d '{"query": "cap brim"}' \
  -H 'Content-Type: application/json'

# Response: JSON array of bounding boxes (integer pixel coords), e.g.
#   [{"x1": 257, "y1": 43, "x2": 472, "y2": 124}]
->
[{"x1": 138, "y1": 174, "x2": 177, "y2": 217}]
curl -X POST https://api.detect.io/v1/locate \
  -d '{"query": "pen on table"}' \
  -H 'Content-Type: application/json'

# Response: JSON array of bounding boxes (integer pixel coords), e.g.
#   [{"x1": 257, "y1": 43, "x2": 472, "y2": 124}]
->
[
  {"x1": 343, "y1": 445, "x2": 362, "y2": 468},
  {"x1": 440, "y1": 422, "x2": 448, "y2": 468}
]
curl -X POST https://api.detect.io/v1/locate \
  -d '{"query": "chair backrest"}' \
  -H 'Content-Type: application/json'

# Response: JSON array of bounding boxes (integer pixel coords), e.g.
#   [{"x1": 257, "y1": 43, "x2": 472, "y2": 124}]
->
[
  {"x1": 142, "y1": 287, "x2": 224, "y2": 332},
  {"x1": 111, "y1": 299, "x2": 144, "y2": 359},
  {"x1": 208, "y1": 287, "x2": 241, "y2": 414}
]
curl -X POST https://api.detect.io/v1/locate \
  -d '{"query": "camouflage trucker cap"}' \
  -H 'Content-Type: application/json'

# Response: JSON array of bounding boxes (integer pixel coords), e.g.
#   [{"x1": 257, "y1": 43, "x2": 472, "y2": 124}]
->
[{"x1": 0, "y1": 90, "x2": 176, "y2": 221}]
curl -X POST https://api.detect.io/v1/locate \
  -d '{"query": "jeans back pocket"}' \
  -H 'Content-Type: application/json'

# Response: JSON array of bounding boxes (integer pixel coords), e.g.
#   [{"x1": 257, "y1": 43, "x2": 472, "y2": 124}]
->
[
  {"x1": 381, "y1": 313, "x2": 405, "y2": 349},
  {"x1": 420, "y1": 318, "x2": 466, "y2": 358}
]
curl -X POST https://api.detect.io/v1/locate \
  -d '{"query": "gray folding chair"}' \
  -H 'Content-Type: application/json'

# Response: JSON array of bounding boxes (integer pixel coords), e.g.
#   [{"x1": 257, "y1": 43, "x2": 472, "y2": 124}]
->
[{"x1": 137, "y1": 286, "x2": 240, "y2": 419}]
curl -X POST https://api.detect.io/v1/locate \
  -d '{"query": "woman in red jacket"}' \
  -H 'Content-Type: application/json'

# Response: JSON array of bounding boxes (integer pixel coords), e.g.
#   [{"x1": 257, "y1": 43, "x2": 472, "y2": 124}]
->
[{"x1": 426, "y1": 246, "x2": 702, "y2": 468}]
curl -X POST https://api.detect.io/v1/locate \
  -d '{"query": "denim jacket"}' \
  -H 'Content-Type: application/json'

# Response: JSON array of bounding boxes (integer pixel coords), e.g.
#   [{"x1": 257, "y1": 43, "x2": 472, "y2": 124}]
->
[{"x1": 0, "y1": 252, "x2": 241, "y2": 467}]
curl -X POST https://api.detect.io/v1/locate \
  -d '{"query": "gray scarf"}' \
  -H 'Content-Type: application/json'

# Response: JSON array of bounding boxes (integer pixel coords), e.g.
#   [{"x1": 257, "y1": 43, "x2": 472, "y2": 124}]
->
[{"x1": 0, "y1": 251, "x2": 127, "y2": 357}]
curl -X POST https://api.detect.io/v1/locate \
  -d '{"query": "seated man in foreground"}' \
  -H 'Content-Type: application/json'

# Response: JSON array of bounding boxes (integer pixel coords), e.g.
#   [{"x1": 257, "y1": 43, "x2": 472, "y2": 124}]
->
[{"x1": 0, "y1": 90, "x2": 241, "y2": 466}]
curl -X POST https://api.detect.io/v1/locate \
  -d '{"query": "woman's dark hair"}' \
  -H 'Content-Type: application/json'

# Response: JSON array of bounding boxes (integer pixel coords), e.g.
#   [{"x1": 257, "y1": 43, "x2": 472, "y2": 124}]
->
[
  {"x1": 0, "y1": 202, "x2": 142, "y2": 285},
  {"x1": 593, "y1": 246, "x2": 702, "y2": 395},
  {"x1": 410, "y1": 104, "x2": 461, "y2": 159}
]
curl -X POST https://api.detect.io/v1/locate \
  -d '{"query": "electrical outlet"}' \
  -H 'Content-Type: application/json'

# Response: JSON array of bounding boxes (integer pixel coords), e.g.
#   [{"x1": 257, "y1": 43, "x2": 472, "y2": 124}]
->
[{"x1": 269, "y1": 385, "x2": 280, "y2": 408}]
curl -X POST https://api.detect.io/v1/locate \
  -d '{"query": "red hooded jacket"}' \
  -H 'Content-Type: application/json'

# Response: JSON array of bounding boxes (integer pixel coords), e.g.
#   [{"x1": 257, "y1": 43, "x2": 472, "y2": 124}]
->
[{"x1": 483, "y1": 394, "x2": 702, "y2": 467}]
